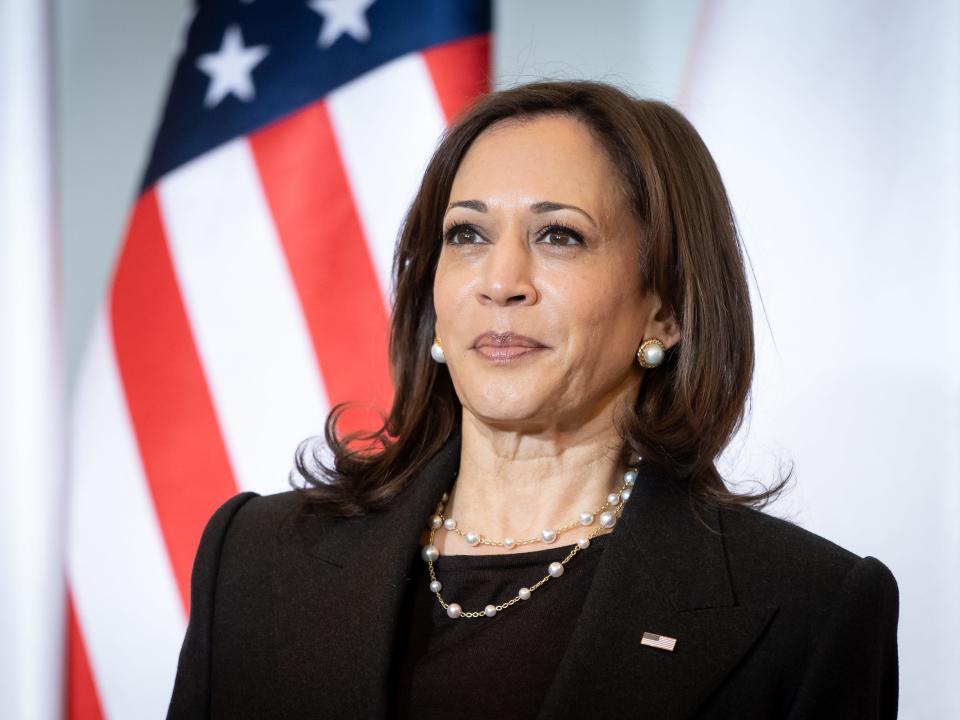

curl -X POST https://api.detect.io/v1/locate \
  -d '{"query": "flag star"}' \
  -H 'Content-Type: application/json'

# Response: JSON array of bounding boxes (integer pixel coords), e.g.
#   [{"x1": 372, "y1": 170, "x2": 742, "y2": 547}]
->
[
  {"x1": 308, "y1": 0, "x2": 375, "y2": 49},
  {"x1": 195, "y1": 25, "x2": 269, "y2": 108}
]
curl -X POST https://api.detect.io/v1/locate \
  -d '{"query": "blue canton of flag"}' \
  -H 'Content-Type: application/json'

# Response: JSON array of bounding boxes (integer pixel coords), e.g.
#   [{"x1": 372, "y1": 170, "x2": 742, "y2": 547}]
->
[{"x1": 146, "y1": 0, "x2": 491, "y2": 186}]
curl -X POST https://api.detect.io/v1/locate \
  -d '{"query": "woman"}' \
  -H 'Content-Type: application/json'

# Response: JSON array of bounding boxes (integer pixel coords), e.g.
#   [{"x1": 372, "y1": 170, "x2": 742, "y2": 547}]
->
[{"x1": 166, "y1": 81, "x2": 898, "y2": 719}]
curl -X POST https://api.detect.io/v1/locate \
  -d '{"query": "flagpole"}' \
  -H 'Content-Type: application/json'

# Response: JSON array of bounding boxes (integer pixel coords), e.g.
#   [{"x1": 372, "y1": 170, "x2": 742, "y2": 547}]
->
[{"x1": 0, "y1": 0, "x2": 65, "y2": 718}]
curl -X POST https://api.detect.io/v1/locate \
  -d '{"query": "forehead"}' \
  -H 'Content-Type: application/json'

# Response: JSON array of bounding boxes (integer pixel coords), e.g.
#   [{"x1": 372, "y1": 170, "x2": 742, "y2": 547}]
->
[{"x1": 449, "y1": 114, "x2": 625, "y2": 216}]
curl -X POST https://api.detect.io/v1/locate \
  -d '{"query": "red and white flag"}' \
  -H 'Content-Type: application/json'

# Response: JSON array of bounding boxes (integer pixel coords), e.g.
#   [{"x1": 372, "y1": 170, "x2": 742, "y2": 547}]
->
[{"x1": 65, "y1": 2, "x2": 490, "y2": 716}]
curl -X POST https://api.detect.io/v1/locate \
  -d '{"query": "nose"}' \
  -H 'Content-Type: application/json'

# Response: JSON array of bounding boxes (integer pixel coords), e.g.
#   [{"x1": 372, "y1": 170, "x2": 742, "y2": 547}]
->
[{"x1": 476, "y1": 231, "x2": 538, "y2": 307}]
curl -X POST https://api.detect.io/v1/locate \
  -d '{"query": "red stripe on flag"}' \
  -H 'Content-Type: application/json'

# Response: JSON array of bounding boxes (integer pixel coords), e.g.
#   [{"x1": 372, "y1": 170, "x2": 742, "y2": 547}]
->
[
  {"x1": 109, "y1": 190, "x2": 238, "y2": 611},
  {"x1": 250, "y1": 102, "x2": 393, "y2": 436},
  {"x1": 66, "y1": 590, "x2": 104, "y2": 720},
  {"x1": 423, "y1": 34, "x2": 491, "y2": 122}
]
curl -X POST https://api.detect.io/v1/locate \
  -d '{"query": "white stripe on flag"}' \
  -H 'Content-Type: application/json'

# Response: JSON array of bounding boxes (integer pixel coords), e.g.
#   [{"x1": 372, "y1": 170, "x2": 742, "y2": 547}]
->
[
  {"x1": 67, "y1": 309, "x2": 185, "y2": 719},
  {"x1": 157, "y1": 138, "x2": 331, "y2": 497},
  {"x1": 327, "y1": 51, "x2": 447, "y2": 303}
]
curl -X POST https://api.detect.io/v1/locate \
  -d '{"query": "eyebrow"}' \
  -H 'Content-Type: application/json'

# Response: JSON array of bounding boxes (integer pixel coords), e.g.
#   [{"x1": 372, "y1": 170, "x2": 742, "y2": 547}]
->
[{"x1": 446, "y1": 199, "x2": 597, "y2": 227}]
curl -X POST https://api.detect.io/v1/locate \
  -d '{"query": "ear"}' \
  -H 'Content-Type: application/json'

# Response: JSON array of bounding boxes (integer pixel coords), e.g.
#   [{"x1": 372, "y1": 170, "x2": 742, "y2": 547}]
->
[{"x1": 642, "y1": 295, "x2": 681, "y2": 350}]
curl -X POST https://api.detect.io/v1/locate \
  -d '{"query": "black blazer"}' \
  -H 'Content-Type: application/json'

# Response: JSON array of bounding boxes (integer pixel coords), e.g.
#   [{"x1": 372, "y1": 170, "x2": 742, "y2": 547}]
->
[{"x1": 167, "y1": 435, "x2": 899, "y2": 719}]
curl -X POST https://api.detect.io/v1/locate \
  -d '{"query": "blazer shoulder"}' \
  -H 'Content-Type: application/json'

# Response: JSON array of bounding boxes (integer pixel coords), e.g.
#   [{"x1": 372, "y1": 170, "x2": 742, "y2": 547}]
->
[
  {"x1": 707, "y1": 506, "x2": 899, "y2": 719},
  {"x1": 721, "y1": 504, "x2": 858, "y2": 560},
  {"x1": 718, "y1": 504, "x2": 897, "y2": 605},
  {"x1": 192, "y1": 491, "x2": 262, "y2": 570},
  {"x1": 220, "y1": 488, "x2": 303, "y2": 526},
  {"x1": 196, "y1": 490, "x2": 313, "y2": 630},
  {"x1": 212, "y1": 489, "x2": 315, "y2": 552}
]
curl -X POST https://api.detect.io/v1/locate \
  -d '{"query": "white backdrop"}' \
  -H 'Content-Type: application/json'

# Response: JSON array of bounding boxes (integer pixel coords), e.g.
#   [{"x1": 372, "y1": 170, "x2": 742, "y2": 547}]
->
[
  {"x1": 679, "y1": 4, "x2": 959, "y2": 718},
  {"x1": 1, "y1": 0, "x2": 952, "y2": 717}
]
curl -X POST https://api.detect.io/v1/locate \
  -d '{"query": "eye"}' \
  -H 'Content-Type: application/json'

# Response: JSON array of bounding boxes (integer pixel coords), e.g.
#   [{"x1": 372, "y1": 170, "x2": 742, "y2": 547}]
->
[
  {"x1": 442, "y1": 222, "x2": 586, "y2": 247},
  {"x1": 443, "y1": 223, "x2": 485, "y2": 245},
  {"x1": 537, "y1": 224, "x2": 585, "y2": 247}
]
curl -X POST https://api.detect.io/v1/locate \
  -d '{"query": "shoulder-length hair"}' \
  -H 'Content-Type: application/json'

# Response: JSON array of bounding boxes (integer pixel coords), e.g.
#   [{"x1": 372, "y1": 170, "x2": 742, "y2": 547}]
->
[{"x1": 293, "y1": 79, "x2": 784, "y2": 517}]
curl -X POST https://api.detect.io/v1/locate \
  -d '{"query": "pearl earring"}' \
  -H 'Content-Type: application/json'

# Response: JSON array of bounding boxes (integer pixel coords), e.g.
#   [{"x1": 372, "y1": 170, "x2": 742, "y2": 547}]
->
[
  {"x1": 637, "y1": 338, "x2": 666, "y2": 368},
  {"x1": 430, "y1": 336, "x2": 446, "y2": 364}
]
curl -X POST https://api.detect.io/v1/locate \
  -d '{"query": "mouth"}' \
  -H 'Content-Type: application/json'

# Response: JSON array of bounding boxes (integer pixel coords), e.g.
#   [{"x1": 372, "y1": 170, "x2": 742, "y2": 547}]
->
[{"x1": 471, "y1": 332, "x2": 547, "y2": 364}]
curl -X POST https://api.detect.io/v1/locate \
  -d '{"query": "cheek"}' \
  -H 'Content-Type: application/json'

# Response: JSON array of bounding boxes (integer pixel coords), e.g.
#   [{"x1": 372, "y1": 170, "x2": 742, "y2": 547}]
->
[
  {"x1": 566, "y1": 295, "x2": 645, "y2": 394},
  {"x1": 552, "y1": 273, "x2": 642, "y2": 346},
  {"x1": 432, "y1": 254, "x2": 471, "y2": 326}
]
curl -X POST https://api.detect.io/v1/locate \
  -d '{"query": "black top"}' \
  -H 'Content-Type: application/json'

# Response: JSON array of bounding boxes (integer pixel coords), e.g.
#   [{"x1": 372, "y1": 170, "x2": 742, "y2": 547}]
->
[{"x1": 389, "y1": 533, "x2": 613, "y2": 719}]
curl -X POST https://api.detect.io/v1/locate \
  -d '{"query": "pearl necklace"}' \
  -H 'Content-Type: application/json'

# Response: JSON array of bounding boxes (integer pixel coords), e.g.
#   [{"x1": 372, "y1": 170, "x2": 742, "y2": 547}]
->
[{"x1": 420, "y1": 462, "x2": 640, "y2": 619}]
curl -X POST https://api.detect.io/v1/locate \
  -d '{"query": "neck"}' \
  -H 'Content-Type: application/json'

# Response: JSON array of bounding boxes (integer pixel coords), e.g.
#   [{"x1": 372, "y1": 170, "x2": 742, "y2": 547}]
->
[{"x1": 436, "y1": 409, "x2": 629, "y2": 556}]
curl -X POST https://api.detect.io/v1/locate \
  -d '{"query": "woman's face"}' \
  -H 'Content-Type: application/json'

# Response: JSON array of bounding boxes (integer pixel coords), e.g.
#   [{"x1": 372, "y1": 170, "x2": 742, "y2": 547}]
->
[{"x1": 433, "y1": 113, "x2": 671, "y2": 431}]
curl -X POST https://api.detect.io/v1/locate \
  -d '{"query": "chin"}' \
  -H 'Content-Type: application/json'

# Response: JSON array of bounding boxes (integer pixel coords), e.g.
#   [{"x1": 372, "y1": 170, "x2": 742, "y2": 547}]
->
[{"x1": 462, "y1": 395, "x2": 549, "y2": 427}]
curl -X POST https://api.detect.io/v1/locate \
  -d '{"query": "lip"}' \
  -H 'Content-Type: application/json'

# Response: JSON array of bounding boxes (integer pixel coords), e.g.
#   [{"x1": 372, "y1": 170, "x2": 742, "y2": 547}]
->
[
  {"x1": 471, "y1": 332, "x2": 547, "y2": 364},
  {"x1": 475, "y1": 346, "x2": 545, "y2": 363},
  {"x1": 472, "y1": 331, "x2": 547, "y2": 349}
]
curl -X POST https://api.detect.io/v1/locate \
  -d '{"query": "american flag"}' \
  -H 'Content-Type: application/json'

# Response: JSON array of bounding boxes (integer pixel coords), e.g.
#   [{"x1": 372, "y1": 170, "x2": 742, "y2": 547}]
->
[
  {"x1": 641, "y1": 631, "x2": 678, "y2": 652},
  {"x1": 64, "y1": 1, "x2": 490, "y2": 717}
]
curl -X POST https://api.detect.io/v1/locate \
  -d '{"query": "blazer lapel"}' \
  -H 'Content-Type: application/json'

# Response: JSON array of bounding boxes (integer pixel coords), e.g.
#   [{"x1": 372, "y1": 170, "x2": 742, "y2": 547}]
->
[
  {"x1": 536, "y1": 463, "x2": 777, "y2": 719},
  {"x1": 273, "y1": 435, "x2": 461, "y2": 719}
]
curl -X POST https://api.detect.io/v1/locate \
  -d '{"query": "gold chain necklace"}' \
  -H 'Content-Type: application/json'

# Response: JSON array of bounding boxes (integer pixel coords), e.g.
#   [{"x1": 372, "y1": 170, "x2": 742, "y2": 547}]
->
[{"x1": 420, "y1": 463, "x2": 639, "y2": 619}]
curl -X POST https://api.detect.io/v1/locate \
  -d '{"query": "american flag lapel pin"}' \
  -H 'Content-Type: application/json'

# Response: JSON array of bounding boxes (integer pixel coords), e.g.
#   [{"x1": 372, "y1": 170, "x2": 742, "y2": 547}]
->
[{"x1": 641, "y1": 631, "x2": 678, "y2": 652}]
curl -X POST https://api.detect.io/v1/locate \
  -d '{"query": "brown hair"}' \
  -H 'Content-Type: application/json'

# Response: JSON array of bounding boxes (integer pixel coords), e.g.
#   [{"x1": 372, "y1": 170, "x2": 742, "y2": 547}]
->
[{"x1": 293, "y1": 80, "x2": 786, "y2": 517}]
